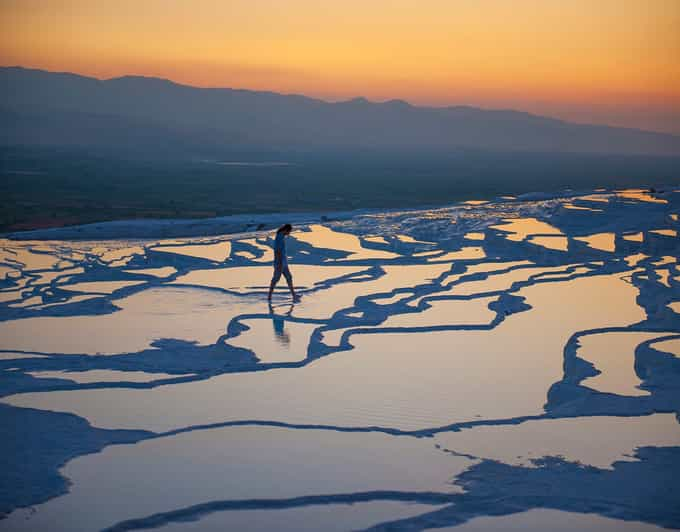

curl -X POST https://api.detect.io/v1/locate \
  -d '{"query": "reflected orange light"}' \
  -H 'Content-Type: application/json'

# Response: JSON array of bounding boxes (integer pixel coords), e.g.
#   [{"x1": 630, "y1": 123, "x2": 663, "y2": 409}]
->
[{"x1": 1, "y1": 0, "x2": 679, "y2": 132}]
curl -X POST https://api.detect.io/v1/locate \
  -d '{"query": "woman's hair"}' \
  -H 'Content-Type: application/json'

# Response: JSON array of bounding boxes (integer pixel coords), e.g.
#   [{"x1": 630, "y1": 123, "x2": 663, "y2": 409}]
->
[{"x1": 276, "y1": 223, "x2": 292, "y2": 234}]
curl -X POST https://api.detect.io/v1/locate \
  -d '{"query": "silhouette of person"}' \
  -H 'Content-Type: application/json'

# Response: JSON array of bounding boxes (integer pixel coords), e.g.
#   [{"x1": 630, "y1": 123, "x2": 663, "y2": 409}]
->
[
  {"x1": 269, "y1": 302, "x2": 294, "y2": 346},
  {"x1": 268, "y1": 223, "x2": 299, "y2": 301}
]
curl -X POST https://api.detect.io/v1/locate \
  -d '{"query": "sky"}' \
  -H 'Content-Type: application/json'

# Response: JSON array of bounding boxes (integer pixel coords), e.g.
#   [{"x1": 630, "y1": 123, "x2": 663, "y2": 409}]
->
[{"x1": 1, "y1": 0, "x2": 679, "y2": 134}]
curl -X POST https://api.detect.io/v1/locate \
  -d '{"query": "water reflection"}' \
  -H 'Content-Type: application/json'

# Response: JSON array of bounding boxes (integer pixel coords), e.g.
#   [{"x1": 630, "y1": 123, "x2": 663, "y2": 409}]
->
[
  {"x1": 151, "y1": 242, "x2": 231, "y2": 262},
  {"x1": 2, "y1": 189, "x2": 680, "y2": 531},
  {"x1": 269, "y1": 302, "x2": 294, "y2": 347},
  {"x1": 526, "y1": 235, "x2": 569, "y2": 251},
  {"x1": 623, "y1": 232, "x2": 644, "y2": 242},
  {"x1": 574, "y1": 232, "x2": 616, "y2": 252},
  {"x1": 293, "y1": 225, "x2": 399, "y2": 260},
  {"x1": 490, "y1": 217, "x2": 564, "y2": 242},
  {"x1": 563, "y1": 203, "x2": 604, "y2": 212},
  {"x1": 616, "y1": 188, "x2": 668, "y2": 204},
  {"x1": 650, "y1": 229, "x2": 677, "y2": 237}
]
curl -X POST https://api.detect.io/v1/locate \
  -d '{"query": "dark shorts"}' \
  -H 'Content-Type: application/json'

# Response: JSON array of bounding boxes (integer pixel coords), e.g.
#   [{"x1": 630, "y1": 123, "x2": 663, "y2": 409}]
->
[{"x1": 271, "y1": 263, "x2": 292, "y2": 284}]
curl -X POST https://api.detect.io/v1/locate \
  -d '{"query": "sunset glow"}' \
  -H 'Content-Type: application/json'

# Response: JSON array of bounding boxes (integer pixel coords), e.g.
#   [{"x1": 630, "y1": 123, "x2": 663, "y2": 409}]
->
[{"x1": 1, "y1": 0, "x2": 679, "y2": 132}]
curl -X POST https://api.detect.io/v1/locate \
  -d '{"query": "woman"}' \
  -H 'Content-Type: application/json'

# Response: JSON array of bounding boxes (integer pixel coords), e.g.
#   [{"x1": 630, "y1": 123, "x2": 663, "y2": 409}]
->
[{"x1": 268, "y1": 223, "x2": 299, "y2": 301}]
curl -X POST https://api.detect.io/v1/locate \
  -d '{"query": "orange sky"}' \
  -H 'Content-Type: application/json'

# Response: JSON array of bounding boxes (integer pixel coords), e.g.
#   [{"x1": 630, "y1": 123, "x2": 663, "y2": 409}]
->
[{"x1": 2, "y1": 0, "x2": 679, "y2": 133}]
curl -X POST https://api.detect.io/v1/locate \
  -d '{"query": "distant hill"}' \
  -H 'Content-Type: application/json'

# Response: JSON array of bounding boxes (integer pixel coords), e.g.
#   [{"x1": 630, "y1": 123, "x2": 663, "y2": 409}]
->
[{"x1": 1, "y1": 66, "x2": 679, "y2": 157}]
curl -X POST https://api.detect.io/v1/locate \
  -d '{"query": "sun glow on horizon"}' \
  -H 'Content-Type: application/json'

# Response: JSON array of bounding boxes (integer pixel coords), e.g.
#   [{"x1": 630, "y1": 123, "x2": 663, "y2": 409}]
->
[{"x1": 1, "y1": 0, "x2": 679, "y2": 133}]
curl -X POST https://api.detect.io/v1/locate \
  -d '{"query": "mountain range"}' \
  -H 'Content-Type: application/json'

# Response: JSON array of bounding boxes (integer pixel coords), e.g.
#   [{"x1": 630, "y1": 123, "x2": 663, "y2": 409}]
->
[{"x1": 1, "y1": 66, "x2": 679, "y2": 157}]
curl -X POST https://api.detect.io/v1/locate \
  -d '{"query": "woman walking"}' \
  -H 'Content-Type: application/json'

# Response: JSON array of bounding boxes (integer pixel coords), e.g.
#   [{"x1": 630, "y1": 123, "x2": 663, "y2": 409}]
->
[{"x1": 268, "y1": 224, "x2": 299, "y2": 301}]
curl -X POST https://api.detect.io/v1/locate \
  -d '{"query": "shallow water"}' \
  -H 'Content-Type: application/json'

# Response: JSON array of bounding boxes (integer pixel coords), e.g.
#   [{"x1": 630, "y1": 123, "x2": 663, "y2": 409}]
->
[
  {"x1": 1, "y1": 188, "x2": 679, "y2": 531},
  {"x1": 122, "y1": 266, "x2": 177, "y2": 278},
  {"x1": 616, "y1": 188, "x2": 668, "y2": 204},
  {"x1": 151, "y1": 501, "x2": 447, "y2": 532},
  {"x1": 426, "y1": 246, "x2": 486, "y2": 262},
  {"x1": 434, "y1": 413, "x2": 680, "y2": 469},
  {"x1": 27, "y1": 369, "x2": 191, "y2": 383},
  {"x1": 574, "y1": 232, "x2": 616, "y2": 252},
  {"x1": 380, "y1": 296, "x2": 496, "y2": 328},
  {"x1": 237, "y1": 238, "x2": 274, "y2": 262},
  {"x1": 226, "y1": 318, "x2": 319, "y2": 363},
  {"x1": 526, "y1": 235, "x2": 569, "y2": 251},
  {"x1": 650, "y1": 229, "x2": 677, "y2": 237},
  {"x1": 442, "y1": 265, "x2": 568, "y2": 296},
  {"x1": 579, "y1": 332, "x2": 670, "y2": 396},
  {"x1": 293, "y1": 224, "x2": 399, "y2": 260},
  {"x1": 171, "y1": 264, "x2": 366, "y2": 294},
  {"x1": 490, "y1": 217, "x2": 564, "y2": 242},
  {"x1": 446, "y1": 509, "x2": 663, "y2": 531},
  {"x1": 652, "y1": 337, "x2": 680, "y2": 356},
  {"x1": 563, "y1": 203, "x2": 604, "y2": 212},
  {"x1": 290, "y1": 263, "x2": 451, "y2": 319},
  {"x1": 151, "y1": 241, "x2": 231, "y2": 262},
  {"x1": 2, "y1": 426, "x2": 467, "y2": 532},
  {"x1": 6, "y1": 274, "x2": 645, "y2": 432},
  {"x1": 61, "y1": 280, "x2": 145, "y2": 294},
  {"x1": 0, "y1": 287, "x2": 260, "y2": 354}
]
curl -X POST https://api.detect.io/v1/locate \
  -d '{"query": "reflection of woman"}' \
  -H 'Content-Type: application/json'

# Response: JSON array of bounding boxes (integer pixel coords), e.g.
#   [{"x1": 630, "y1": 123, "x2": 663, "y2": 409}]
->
[
  {"x1": 268, "y1": 224, "x2": 299, "y2": 301},
  {"x1": 269, "y1": 302, "x2": 294, "y2": 346}
]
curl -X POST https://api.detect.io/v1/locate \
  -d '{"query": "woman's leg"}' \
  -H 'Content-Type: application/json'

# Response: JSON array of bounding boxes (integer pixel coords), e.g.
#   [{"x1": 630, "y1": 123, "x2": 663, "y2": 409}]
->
[
  {"x1": 268, "y1": 268, "x2": 282, "y2": 300},
  {"x1": 282, "y1": 267, "x2": 297, "y2": 300}
]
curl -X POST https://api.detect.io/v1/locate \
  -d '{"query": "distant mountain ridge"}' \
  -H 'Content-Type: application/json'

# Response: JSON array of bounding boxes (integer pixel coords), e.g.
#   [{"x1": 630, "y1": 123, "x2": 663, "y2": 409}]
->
[{"x1": 1, "y1": 66, "x2": 679, "y2": 157}]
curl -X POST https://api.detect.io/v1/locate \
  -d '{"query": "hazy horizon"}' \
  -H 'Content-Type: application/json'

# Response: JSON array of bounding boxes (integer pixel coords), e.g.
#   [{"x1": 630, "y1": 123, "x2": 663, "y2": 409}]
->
[
  {"x1": 4, "y1": 64, "x2": 680, "y2": 137},
  {"x1": 2, "y1": 0, "x2": 678, "y2": 134}
]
